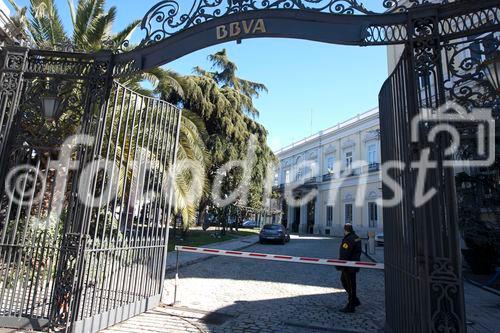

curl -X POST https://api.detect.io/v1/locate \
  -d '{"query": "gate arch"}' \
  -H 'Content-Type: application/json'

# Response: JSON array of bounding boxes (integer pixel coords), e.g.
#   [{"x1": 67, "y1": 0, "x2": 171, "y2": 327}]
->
[{"x1": 112, "y1": 0, "x2": 499, "y2": 74}]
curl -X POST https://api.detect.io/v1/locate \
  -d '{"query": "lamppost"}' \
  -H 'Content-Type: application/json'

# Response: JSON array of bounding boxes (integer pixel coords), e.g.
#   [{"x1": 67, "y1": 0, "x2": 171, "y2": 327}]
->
[{"x1": 481, "y1": 53, "x2": 500, "y2": 93}]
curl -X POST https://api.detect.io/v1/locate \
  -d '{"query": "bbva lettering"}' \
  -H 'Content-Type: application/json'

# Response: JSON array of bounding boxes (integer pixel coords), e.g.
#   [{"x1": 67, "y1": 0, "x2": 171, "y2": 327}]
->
[{"x1": 216, "y1": 19, "x2": 267, "y2": 40}]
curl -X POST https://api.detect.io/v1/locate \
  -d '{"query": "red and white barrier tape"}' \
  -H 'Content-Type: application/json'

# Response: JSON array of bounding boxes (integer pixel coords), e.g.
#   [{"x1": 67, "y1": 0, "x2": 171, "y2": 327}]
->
[{"x1": 174, "y1": 246, "x2": 384, "y2": 270}]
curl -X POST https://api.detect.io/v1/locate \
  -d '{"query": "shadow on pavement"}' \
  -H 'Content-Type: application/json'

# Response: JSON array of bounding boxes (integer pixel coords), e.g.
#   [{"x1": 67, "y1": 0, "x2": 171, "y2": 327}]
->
[{"x1": 167, "y1": 291, "x2": 385, "y2": 333}]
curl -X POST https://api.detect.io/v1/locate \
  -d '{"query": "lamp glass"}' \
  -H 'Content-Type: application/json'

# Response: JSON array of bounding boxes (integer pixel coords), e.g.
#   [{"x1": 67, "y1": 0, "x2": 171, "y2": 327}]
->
[
  {"x1": 482, "y1": 55, "x2": 500, "y2": 92},
  {"x1": 40, "y1": 96, "x2": 62, "y2": 120}
]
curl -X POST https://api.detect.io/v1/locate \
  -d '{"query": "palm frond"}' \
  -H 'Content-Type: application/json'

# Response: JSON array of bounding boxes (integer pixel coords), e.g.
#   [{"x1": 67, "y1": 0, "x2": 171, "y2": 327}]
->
[
  {"x1": 7, "y1": 0, "x2": 22, "y2": 12},
  {"x1": 28, "y1": 0, "x2": 68, "y2": 47},
  {"x1": 67, "y1": 0, "x2": 76, "y2": 27},
  {"x1": 112, "y1": 19, "x2": 141, "y2": 46},
  {"x1": 73, "y1": 0, "x2": 105, "y2": 49}
]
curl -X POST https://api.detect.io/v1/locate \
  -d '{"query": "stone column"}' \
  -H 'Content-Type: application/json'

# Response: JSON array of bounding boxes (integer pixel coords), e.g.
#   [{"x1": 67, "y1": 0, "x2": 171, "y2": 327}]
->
[
  {"x1": 287, "y1": 204, "x2": 294, "y2": 230},
  {"x1": 314, "y1": 194, "x2": 321, "y2": 234},
  {"x1": 300, "y1": 202, "x2": 308, "y2": 234}
]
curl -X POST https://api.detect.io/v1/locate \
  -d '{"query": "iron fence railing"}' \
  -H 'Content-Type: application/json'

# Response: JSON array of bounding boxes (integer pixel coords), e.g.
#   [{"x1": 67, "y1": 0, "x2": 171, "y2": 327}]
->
[
  {"x1": 69, "y1": 81, "x2": 181, "y2": 331},
  {"x1": 379, "y1": 48, "x2": 424, "y2": 333}
]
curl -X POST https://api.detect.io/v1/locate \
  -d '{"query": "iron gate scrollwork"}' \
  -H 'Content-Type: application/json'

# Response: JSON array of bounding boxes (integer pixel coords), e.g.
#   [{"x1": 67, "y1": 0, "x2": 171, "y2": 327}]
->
[
  {"x1": 113, "y1": 0, "x2": 499, "y2": 76},
  {"x1": 139, "y1": 0, "x2": 481, "y2": 45},
  {"x1": 0, "y1": 48, "x2": 28, "y2": 168}
]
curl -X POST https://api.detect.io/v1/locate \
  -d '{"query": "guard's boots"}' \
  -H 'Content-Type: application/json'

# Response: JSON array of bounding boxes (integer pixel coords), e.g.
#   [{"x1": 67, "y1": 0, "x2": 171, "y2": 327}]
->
[
  {"x1": 353, "y1": 298, "x2": 361, "y2": 307},
  {"x1": 339, "y1": 305, "x2": 355, "y2": 313}
]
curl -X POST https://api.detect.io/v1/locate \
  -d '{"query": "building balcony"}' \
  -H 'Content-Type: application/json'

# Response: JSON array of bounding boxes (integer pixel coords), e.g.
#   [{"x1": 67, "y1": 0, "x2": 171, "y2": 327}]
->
[
  {"x1": 304, "y1": 177, "x2": 318, "y2": 184},
  {"x1": 273, "y1": 184, "x2": 285, "y2": 193},
  {"x1": 368, "y1": 163, "x2": 380, "y2": 173},
  {"x1": 338, "y1": 164, "x2": 381, "y2": 177},
  {"x1": 274, "y1": 177, "x2": 318, "y2": 192},
  {"x1": 341, "y1": 168, "x2": 359, "y2": 177},
  {"x1": 323, "y1": 173, "x2": 335, "y2": 182}
]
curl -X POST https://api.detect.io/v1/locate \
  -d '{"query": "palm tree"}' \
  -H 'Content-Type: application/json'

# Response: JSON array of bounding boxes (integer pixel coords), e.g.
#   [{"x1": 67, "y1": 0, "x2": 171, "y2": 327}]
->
[
  {"x1": 7, "y1": 1, "x2": 273, "y2": 232},
  {"x1": 172, "y1": 110, "x2": 210, "y2": 230},
  {"x1": 194, "y1": 49, "x2": 268, "y2": 117},
  {"x1": 7, "y1": 1, "x2": 181, "y2": 97},
  {"x1": 8, "y1": 0, "x2": 139, "y2": 51},
  {"x1": 7, "y1": 1, "x2": 206, "y2": 233},
  {"x1": 179, "y1": 50, "x2": 275, "y2": 224}
]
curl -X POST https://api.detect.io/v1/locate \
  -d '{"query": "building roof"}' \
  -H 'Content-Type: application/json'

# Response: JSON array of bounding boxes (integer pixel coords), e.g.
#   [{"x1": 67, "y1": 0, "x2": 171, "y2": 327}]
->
[
  {"x1": 274, "y1": 107, "x2": 379, "y2": 157},
  {"x1": 1, "y1": 1, "x2": 16, "y2": 45},
  {"x1": 0, "y1": 1, "x2": 9, "y2": 16}
]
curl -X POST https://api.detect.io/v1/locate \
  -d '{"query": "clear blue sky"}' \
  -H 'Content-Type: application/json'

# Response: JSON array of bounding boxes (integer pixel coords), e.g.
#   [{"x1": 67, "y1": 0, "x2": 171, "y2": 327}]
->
[{"x1": 8, "y1": 0, "x2": 390, "y2": 151}]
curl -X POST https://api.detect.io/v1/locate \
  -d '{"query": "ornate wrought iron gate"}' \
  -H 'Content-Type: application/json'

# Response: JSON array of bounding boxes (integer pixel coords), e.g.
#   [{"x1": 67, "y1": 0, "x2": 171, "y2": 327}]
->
[
  {"x1": 0, "y1": 48, "x2": 114, "y2": 330},
  {"x1": 0, "y1": 1, "x2": 498, "y2": 333},
  {"x1": 0, "y1": 48, "x2": 181, "y2": 331},
  {"x1": 379, "y1": 14, "x2": 499, "y2": 333},
  {"x1": 64, "y1": 80, "x2": 181, "y2": 332}
]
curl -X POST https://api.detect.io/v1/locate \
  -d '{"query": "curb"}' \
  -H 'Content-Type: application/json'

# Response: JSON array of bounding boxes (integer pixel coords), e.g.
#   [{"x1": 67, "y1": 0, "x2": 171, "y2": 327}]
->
[
  {"x1": 165, "y1": 236, "x2": 259, "y2": 273},
  {"x1": 363, "y1": 250, "x2": 378, "y2": 263},
  {"x1": 465, "y1": 278, "x2": 500, "y2": 297},
  {"x1": 284, "y1": 321, "x2": 365, "y2": 333}
]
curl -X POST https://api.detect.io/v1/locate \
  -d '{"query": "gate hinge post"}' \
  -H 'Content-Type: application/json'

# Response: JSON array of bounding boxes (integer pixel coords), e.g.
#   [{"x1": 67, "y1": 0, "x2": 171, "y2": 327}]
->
[{"x1": 0, "y1": 46, "x2": 29, "y2": 176}]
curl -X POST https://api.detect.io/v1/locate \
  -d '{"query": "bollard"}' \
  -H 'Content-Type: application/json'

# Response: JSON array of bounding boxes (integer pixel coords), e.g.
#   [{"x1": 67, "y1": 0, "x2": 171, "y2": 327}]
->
[
  {"x1": 368, "y1": 231, "x2": 376, "y2": 255},
  {"x1": 173, "y1": 249, "x2": 180, "y2": 305}
]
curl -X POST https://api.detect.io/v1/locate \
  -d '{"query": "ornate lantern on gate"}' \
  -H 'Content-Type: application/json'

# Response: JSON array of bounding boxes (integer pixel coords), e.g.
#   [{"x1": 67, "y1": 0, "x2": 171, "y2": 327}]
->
[
  {"x1": 481, "y1": 53, "x2": 500, "y2": 93},
  {"x1": 40, "y1": 79, "x2": 64, "y2": 121}
]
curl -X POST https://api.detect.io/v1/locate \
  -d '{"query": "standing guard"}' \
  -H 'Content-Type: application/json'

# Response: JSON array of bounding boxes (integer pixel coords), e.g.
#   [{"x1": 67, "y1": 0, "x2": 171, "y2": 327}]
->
[{"x1": 338, "y1": 223, "x2": 362, "y2": 313}]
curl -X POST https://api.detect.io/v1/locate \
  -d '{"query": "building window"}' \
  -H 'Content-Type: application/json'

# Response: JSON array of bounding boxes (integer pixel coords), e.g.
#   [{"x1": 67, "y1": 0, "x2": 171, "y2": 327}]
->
[
  {"x1": 345, "y1": 204, "x2": 353, "y2": 224},
  {"x1": 326, "y1": 155, "x2": 335, "y2": 173},
  {"x1": 345, "y1": 151, "x2": 353, "y2": 170},
  {"x1": 305, "y1": 161, "x2": 315, "y2": 179},
  {"x1": 326, "y1": 206, "x2": 333, "y2": 227},
  {"x1": 468, "y1": 33, "x2": 496, "y2": 64},
  {"x1": 368, "y1": 144, "x2": 377, "y2": 166},
  {"x1": 368, "y1": 202, "x2": 378, "y2": 228},
  {"x1": 419, "y1": 74, "x2": 431, "y2": 90},
  {"x1": 285, "y1": 170, "x2": 290, "y2": 184},
  {"x1": 295, "y1": 168, "x2": 302, "y2": 181}
]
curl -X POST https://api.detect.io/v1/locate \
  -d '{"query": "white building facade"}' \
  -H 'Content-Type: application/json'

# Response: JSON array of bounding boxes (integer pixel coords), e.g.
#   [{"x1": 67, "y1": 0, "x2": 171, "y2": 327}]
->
[
  {"x1": 274, "y1": 108, "x2": 383, "y2": 237},
  {"x1": 0, "y1": 1, "x2": 29, "y2": 46}
]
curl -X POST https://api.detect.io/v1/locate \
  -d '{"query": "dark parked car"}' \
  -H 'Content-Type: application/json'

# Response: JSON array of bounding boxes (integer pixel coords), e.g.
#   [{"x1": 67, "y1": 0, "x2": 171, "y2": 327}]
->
[{"x1": 259, "y1": 224, "x2": 290, "y2": 244}]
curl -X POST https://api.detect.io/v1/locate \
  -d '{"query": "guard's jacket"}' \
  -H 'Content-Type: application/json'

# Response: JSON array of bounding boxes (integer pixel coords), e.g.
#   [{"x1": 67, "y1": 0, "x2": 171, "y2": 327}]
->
[{"x1": 338, "y1": 232, "x2": 362, "y2": 272}]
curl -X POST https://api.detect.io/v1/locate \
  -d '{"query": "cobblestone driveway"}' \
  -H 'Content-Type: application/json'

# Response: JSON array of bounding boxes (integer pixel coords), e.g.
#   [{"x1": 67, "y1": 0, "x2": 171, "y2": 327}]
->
[{"x1": 161, "y1": 236, "x2": 385, "y2": 332}]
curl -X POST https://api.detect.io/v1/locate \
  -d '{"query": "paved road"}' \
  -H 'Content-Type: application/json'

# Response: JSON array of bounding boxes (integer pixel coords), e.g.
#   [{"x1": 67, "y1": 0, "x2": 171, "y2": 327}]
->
[{"x1": 161, "y1": 235, "x2": 385, "y2": 333}]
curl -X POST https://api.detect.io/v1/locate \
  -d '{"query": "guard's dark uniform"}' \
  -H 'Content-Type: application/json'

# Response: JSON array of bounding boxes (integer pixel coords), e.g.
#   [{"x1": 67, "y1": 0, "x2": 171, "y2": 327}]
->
[{"x1": 339, "y1": 231, "x2": 362, "y2": 310}]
